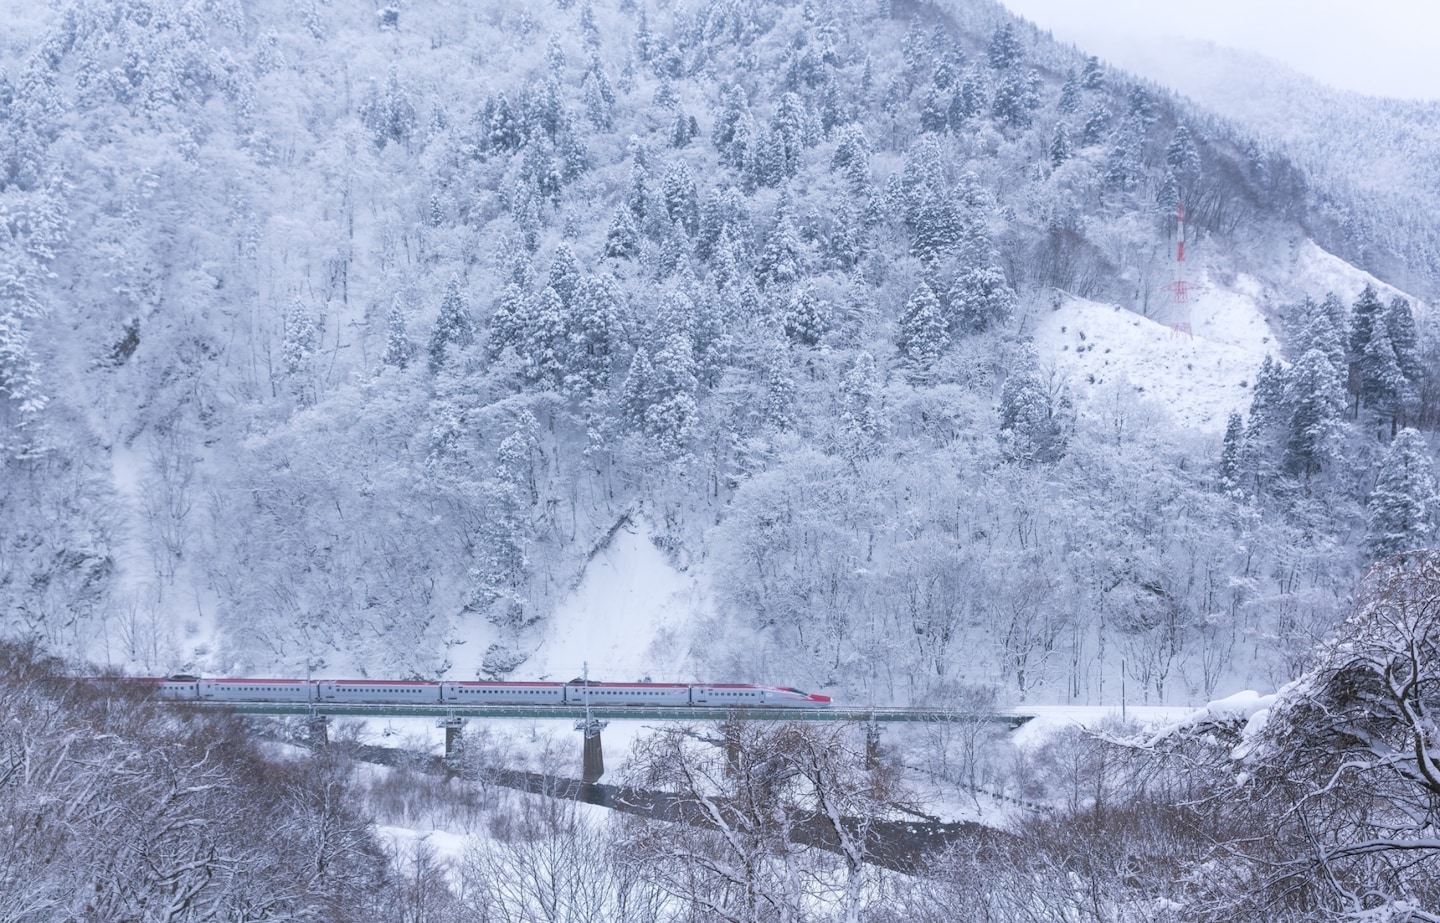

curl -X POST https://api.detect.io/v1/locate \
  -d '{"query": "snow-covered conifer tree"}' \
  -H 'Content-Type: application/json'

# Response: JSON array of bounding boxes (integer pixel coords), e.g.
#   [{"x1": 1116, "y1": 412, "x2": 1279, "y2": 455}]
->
[
  {"x1": 429, "y1": 277, "x2": 474, "y2": 371},
  {"x1": 896, "y1": 281, "x2": 948, "y2": 376},
  {"x1": 1365, "y1": 428, "x2": 1437, "y2": 557},
  {"x1": 381, "y1": 298, "x2": 414, "y2": 370},
  {"x1": 281, "y1": 299, "x2": 319, "y2": 406},
  {"x1": 998, "y1": 347, "x2": 1069, "y2": 465},
  {"x1": 1282, "y1": 348, "x2": 1346, "y2": 479}
]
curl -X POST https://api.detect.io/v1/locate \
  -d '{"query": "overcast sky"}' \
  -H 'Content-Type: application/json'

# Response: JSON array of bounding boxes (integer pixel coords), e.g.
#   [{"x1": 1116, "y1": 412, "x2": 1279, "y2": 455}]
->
[{"x1": 1000, "y1": 0, "x2": 1440, "y2": 100}]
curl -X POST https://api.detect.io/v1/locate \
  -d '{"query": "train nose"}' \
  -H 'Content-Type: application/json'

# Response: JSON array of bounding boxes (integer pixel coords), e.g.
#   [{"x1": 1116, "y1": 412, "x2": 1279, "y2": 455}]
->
[{"x1": 809, "y1": 693, "x2": 832, "y2": 704}]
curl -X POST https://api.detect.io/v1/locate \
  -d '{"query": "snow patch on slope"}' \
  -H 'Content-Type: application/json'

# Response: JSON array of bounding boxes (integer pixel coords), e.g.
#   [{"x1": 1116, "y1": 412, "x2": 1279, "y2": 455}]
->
[
  {"x1": 1033, "y1": 283, "x2": 1273, "y2": 435},
  {"x1": 1032, "y1": 240, "x2": 1424, "y2": 436},
  {"x1": 1288, "y1": 238, "x2": 1419, "y2": 308},
  {"x1": 523, "y1": 517, "x2": 704, "y2": 684}
]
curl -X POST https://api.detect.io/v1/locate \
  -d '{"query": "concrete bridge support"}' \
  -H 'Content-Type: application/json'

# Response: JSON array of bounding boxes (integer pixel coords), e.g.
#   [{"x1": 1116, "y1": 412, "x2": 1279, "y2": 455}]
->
[
  {"x1": 440, "y1": 717, "x2": 465, "y2": 761},
  {"x1": 576, "y1": 717, "x2": 609, "y2": 783},
  {"x1": 864, "y1": 720, "x2": 881, "y2": 769},
  {"x1": 720, "y1": 716, "x2": 744, "y2": 777}
]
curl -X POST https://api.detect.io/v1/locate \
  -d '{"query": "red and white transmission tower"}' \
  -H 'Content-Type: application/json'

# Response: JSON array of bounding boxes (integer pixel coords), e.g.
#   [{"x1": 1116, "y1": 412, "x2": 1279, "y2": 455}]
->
[{"x1": 1165, "y1": 200, "x2": 1195, "y2": 339}]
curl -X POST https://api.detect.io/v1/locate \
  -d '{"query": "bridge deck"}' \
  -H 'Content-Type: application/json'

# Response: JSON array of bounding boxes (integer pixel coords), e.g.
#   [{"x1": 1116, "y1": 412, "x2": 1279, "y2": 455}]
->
[{"x1": 190, "y1": 701, "x2": 1033, "y2": 726}]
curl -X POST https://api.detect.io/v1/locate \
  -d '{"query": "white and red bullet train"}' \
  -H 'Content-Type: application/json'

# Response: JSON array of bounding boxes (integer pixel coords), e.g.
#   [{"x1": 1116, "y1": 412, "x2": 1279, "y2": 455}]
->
[{"x1": 132, "y1": 677, "x2": 832, "y2": 708}]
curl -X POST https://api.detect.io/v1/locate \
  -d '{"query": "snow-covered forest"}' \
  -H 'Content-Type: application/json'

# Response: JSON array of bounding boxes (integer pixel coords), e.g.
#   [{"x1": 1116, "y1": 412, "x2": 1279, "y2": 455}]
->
[{"x1": 2, "y1": 0, "x2": 1437, "y2": 704}]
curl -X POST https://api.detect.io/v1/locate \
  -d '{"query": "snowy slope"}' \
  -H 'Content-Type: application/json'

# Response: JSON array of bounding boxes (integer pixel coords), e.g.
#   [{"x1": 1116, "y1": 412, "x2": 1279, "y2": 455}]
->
[
  {"x1": 518, "y1": 517, "x2": 704, "y2": 684},
  {"x1": 1033, "y1": 285, "x2": 1273, "y2": 435},
  {"x1": 1032, "y1": 239, "x2": 1424, "y2": 434}
]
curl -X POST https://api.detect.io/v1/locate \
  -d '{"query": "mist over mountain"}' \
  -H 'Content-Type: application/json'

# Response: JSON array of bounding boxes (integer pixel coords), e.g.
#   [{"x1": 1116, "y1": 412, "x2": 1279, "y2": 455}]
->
[
  {"x1": 0, "y1": 0, "x2": 1435, "y2": 712},
  {"x1": 1061, "y1": 33, "x2": 1440, "y2": 298}
]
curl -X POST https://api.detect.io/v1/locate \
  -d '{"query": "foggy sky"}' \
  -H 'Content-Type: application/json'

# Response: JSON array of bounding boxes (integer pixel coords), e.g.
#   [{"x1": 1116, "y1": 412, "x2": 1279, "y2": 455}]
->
[{"x1": 1001, "y1": 0, "x2": 1440, "y2": 100}]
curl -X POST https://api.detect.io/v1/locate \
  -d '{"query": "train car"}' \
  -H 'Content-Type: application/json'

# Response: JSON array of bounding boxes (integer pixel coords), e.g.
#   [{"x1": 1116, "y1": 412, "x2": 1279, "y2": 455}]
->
[
  {"x1": 315, "y1": 679, "x2": 443, "y2": 704},
  {"x1": 441, "y1": 681, "x2": 566, "y2": 705},
  {"x1": 690, "y1": 684, "x2": 832, "y2": 707},
  {"x1": 110, "y1": 676, "x2": 202, "y2": 699},
  {"x1": 563, "y1": 681, "x2": 694, "y2": 707},
  {"x1": 198, "y1": 678, "x2": 312, "y2": 703}
]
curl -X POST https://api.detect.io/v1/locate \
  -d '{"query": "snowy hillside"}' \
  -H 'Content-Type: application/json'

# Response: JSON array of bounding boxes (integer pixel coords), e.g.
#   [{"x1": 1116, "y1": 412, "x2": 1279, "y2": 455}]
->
[
  {"x1": 1031, "y1": 238, "x2": 1424, "y2": 435},
  {"x1": 1074, "y1": 35, "x2": 1440, "y2": 297},
  {"x1": 0, "y1": 0, "x2": 1435, "y2": 717}
]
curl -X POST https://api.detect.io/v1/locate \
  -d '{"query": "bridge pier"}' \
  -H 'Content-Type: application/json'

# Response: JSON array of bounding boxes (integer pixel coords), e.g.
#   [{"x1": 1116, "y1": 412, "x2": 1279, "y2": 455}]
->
[
  {"x1": 576, "y1": 718, "x2": 608, "y2": 782},
  {"x1": 439, "y1": 716, "x2": 465, "y2": 761},
  {"x1": 864, "y1": 720, "x2": 881, "y2": 769},
  {"x1": 720, "y1": 716, "x2": 744, "y2": 777}
]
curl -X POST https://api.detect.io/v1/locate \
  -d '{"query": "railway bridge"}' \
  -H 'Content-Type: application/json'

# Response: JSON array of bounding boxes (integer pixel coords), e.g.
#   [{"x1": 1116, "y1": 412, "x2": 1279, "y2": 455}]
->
[{"x1": 190, "y1": 700, "x2": 1034, "y2": 782}]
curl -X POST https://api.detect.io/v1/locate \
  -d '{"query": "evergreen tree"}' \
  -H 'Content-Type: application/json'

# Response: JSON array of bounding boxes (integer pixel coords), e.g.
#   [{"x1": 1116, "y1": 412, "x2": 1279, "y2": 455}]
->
[
  {"x1": 713, "y1": 85, "x2": 751, "y2": 164},
  {"x1": 919, "y1": 86, "x2": 949, "y2": 134},
  {"x1": 0, "y1": 250, "x2": 47, "y2": 451},
  {"x1": 986, "y1": 23, "x2": 1022, "y2": 71},
  {"x1": 991, "y1": 69, "x2": 1040, "y2": 129},
  {"x1": 770, "y1": 91, "x2": 811, "y2": 177},
  {"x1": 1383, "y1": 296, "x2": 1423, "y2": 383},
  {"x1": 1058, "y1": 70, "x2": 1081, "y2": 114},
  {"x1": 487, "y1": 93, "x2": 522, "y2": 153},
  {"x1": 1282, "y1": 348, "x2": 1346, "y2": 480},
  {"x1": 381, "y1": 298, "x2": 414, "y2": 370},
  {"x1": 1103, "y1": 117, "x2": 1145, "y2": 193},
  {"x1": 1155, "y1": 170, "x2": 1180, "y2": 216},
  {"x1": 662, "y1": 162, "x2": 700, "y2": 235},
  {"x1": 998, "y1": 347, "x2": 1070, "y2": 465},
  {"x1": 838, "y1": 351, "x2": 885, "y2": 464},
  {"x1": 488, "y1": 281, "x2": 530, "y2": 361},
  {"x1": 566, "y1": 273, "x2": 621, "y2": 398},
  {"x1": 1360, "y1": 322, "x2": 1410, "y2": 420},
  {"x1": 782, "y1": 283, "x2": 828, "y2": 347},
  {"x1": 1249, "y1": 354, "x2": 1288, "y2": 432},
  {"x1": 281, "y1": 298, "x2": 319, "y2": 405},
  {"x1": 626, "y1": 158, "x2": 651, "y2": 222},
  {"x1": 604, "y1": 205, "x2": 640, "y2": 260},
  {"x1": 1081, "y1": 55, "x2": 1105, "y2": 89},
  {"x1": 1365, "y1": 428, "x2": 1437, "y2": 558},
  {"x1": 896, "y1": 281, "x2": 949, "y2": 376},
  {"x1": 1165, "y1": 125, "x2": 1202, "y2": 191},
  {"x1": 522, "y1": 286, "x2": 568, "y2": 388},
  {"x1": 832, "y1": 124, "x2": 872, "y2": 196},
  {"x1": 756, "y1": 196, "x2": 804, "y2": 288},
  {"x1": 545, "y1": 244, "x2": 580, "y2": 309},
  {"x1": 1049, "y1": 123, "x2": 1072, "y2": 167},
  {"x1": 1295, "y1": 296, "x2": 1346, "y2": 376},
  {"x1": 583, "y1": 70, "x2": 613, "y2": 130},
  {"x1": 1080, "y1": 105, "x2": 1110, "y2": 146},
  {"x1": 669, "y1": 110, "x2": 698, "y2": 148},
  {"x1": 428, "y1": 278, "x2": 476, "y2": 372},
  {"x1": 619, "y1": 347, "x2": 655, "y2": 429},
  {"x1": 952, "y1": 68, "x2": 985, "y2": 124},
  {"x1": 896, "y1": 137, "x2": 962, "y2": 263},
  {"x1": 1219, "y1": 411, "x2": 1244, "y2": 494},
  {"x1": 950, "y1": 265, "x2": 1015, "y2": 334},
  {"x1": 1348, "y1": 282, "x2": 1385, "y2": 397},
  {"x1": 645, "y1": 332, "x2": 699, "y2": 451}
]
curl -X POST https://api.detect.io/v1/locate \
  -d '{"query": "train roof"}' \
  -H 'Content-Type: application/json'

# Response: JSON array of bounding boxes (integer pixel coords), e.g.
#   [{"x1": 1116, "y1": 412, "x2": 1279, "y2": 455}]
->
[
  {"x1": 322, "y1": 679, "x2": 438, "y2": 686},
  {"x1": 564, "y1": 680, "x2": 690, "y2": 688}
]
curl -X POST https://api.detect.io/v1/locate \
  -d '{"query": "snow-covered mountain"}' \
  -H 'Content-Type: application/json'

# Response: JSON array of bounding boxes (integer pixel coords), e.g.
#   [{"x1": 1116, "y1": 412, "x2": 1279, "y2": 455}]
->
[
  {"x1": 0, "y1": 0, "x2": 1436, "y2": 713},
  {"x1": 1071, "y1": 34, "x2": 1440, "y2": 297}
]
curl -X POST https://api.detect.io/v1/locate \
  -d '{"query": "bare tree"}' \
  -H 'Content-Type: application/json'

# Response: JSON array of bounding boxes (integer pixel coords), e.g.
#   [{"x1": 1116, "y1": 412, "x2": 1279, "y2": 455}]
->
[{"x1": 616, "y1": 720, "x2": 913, "y2": 923}]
